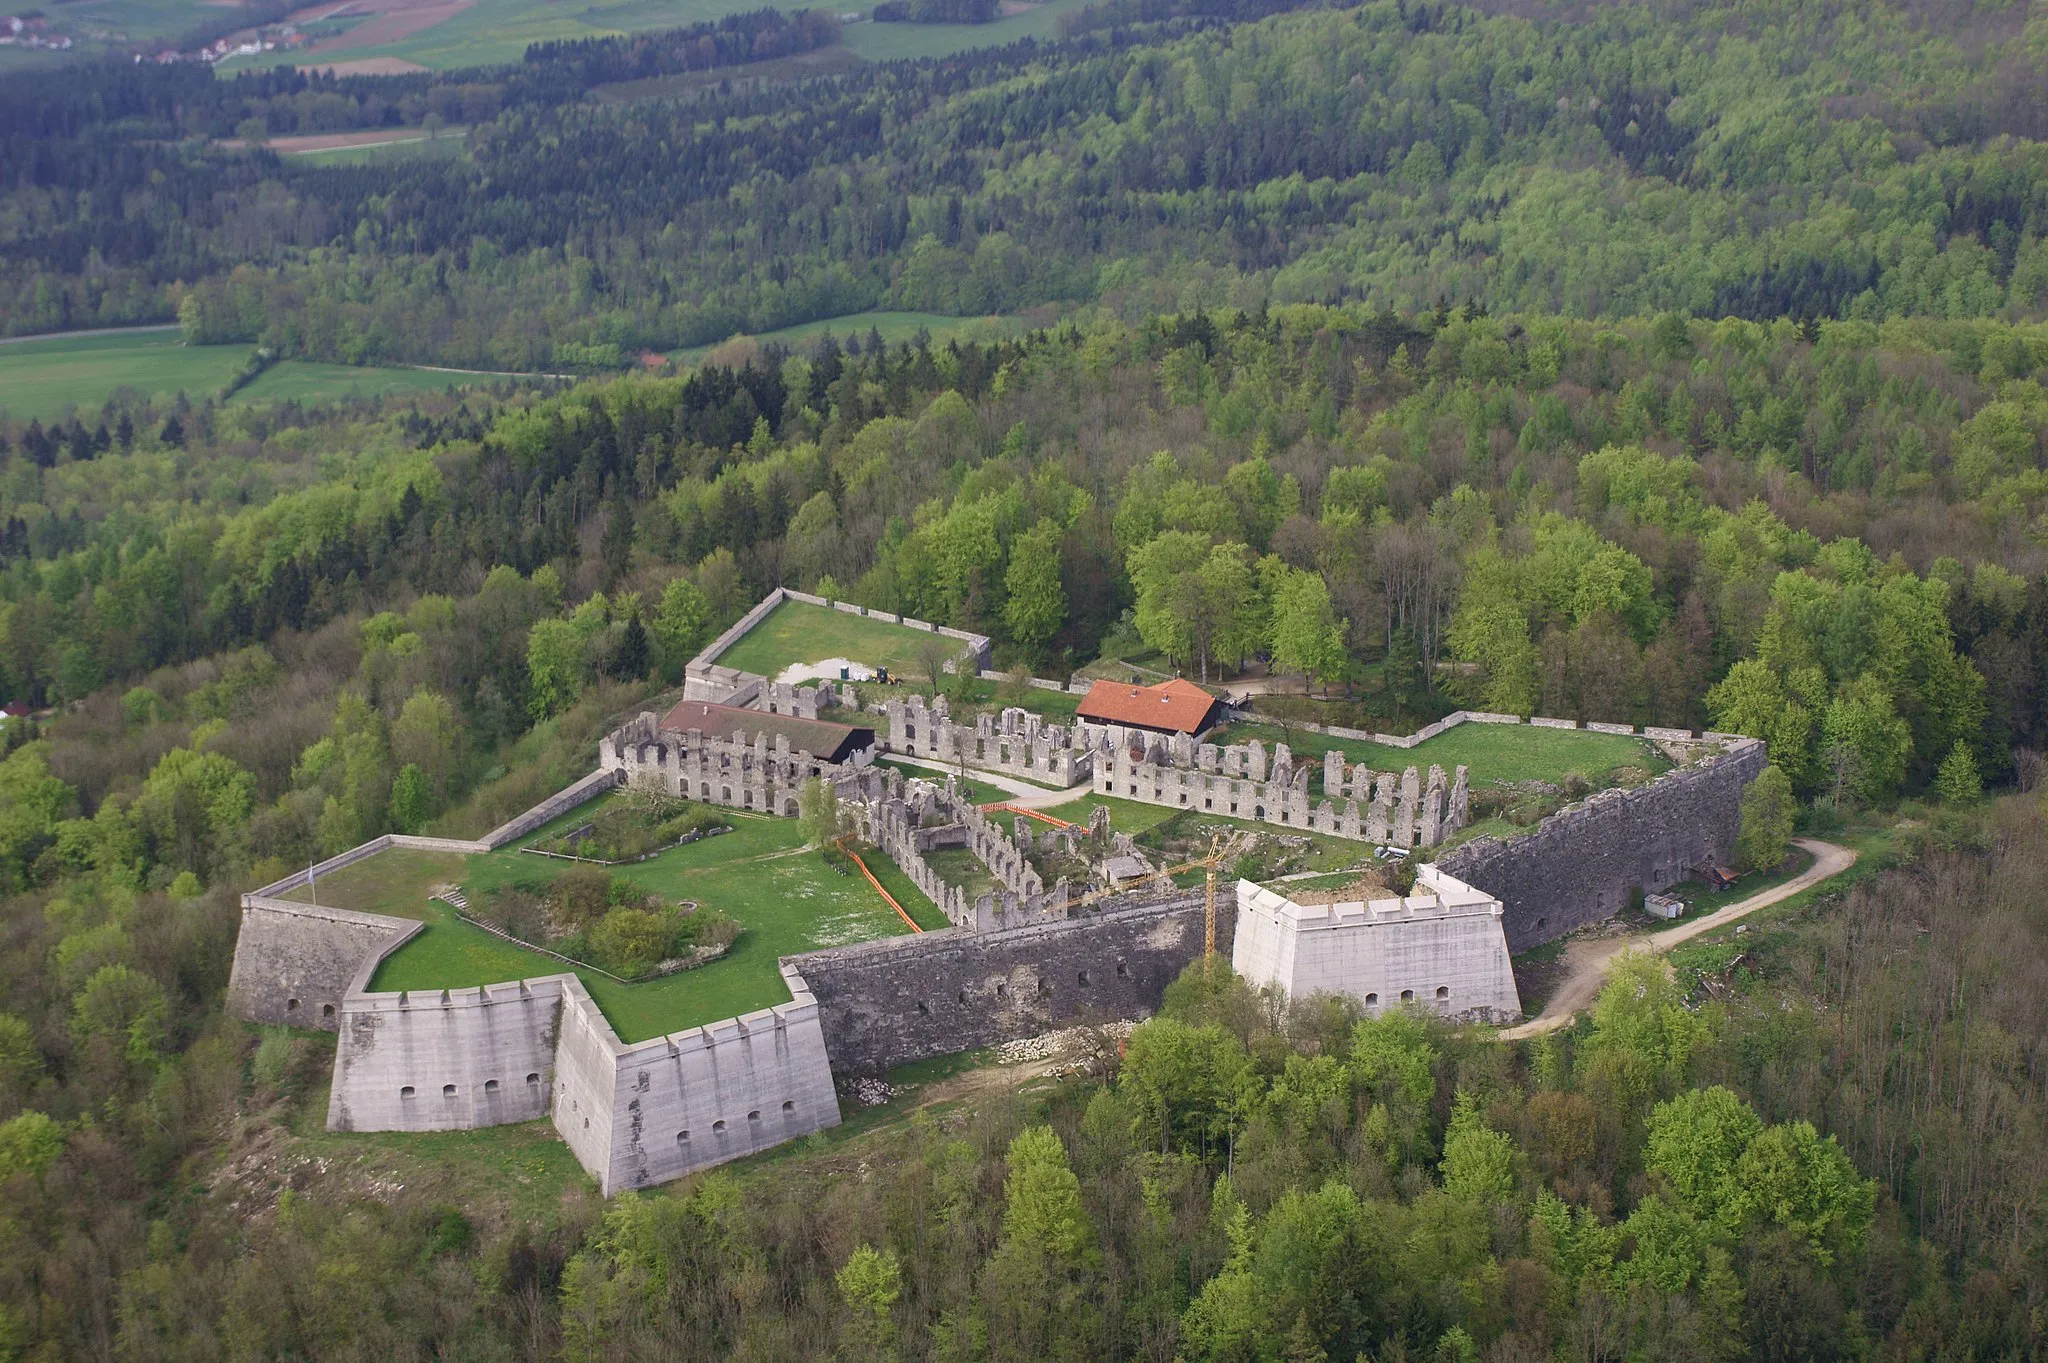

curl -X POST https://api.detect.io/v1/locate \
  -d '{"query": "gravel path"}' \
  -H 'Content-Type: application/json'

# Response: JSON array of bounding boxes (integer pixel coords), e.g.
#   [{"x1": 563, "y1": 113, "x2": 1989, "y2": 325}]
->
[
  {"x1": 1498, "y1": 837, "x2": 1857, "y2": 1039},
  {"x1": 878, "y1": 751, "x2": 1092, "y2": 809}
]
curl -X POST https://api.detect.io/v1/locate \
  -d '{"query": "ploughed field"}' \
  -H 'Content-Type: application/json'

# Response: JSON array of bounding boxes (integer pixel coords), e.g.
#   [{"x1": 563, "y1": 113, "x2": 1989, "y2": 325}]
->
[{"x1": 280, "y1": 796, "x2": 944, "y2": 1042}]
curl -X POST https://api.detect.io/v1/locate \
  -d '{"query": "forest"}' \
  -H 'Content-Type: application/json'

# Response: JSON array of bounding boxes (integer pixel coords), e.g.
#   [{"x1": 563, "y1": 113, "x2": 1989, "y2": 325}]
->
[
  {"x1": 0, "y1": 297, "x2": 2044, "y2": 1357},
  {"x1": 3, "y1": 0, "x2": 2048, "y2": 1355},
  {"x1": 12, "y1": 0, "x2": 2048, "y2": 363}
]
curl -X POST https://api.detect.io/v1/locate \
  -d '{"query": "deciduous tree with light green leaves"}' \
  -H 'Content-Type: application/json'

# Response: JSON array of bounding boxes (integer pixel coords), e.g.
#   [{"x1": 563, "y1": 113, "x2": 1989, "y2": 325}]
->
[
  {"x1": 652, "y1": 576, "x2": 711, "y2": 679},
  {"x1": 980, "y1": 1125, "x2": 1099, "y2": 1360},
  {"x1": 836, "y1": 1244, "x2": 901, "y2": 1363},
  {"x1": 1440, "y1": 1091, "x2": 1519, "y2": 1204},
  {"x1": 526, "y1": 617, "x2": 586, "y2": 721},
  {"x1": 1269, "y1": 568, "x2": 1347, "y2": 694},
  {"x1": 1578, "y1": 950, "x2": 1702, "y2": 1107},
  {"x1": 1121, "y1": 1017, "x2": 1252, "y2": 1155},
  {"x1": 1001, "y1": 519, "x2": 1066, "y2": 658},
  {"x1": 1735, "y1": 763, "x2": 1796, "y2": 871}
]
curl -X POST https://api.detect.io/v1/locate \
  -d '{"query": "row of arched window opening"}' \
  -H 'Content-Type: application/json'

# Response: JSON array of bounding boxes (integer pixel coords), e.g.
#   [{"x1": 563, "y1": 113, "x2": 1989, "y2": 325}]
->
[
  {"x1": 677, "y1": 1100, "x2": 798, "y2": 1144},
  {"x1": 1361, "y1": 987, "x2": 1452, "y2": 1006},
  {"x1": 400, "y1": 1072, "x2": 543, "y2": 1100}
]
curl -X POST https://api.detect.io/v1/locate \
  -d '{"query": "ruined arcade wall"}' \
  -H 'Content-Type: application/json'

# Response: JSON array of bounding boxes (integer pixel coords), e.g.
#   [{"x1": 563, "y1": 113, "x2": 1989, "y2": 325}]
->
[
  {"x1": 793, "y1": 894, "x2": 1215, "y2": 1075},
  {"x1": 1434, "y1": 739, "x2": 1767, "y2": 952}
]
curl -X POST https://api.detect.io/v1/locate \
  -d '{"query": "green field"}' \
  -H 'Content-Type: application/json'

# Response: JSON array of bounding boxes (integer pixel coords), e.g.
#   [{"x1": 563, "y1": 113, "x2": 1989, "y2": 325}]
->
[
  {"x1": 19, "y1": 0, "x2": 207, "y2": 41},
  {"x1": 0, "y1": 328, "x2": 505, "y2": 422},
  {"x1": 842, "y1": 0, "x2": 1095, "y2": 60},
  {"x1": 715, "y1": 598, "x2": 969, "y2": 682},
  {"x1": 677, "y1": 309, "x2": 1028, "y2": 365},
  {"x1": 284, "y1": 809, "x2": 942, "y2": 1041},
  {"x1": 213, "y1": 0, "x2": 818, "y2": 72},
  {"x1": 1211, "y1": 719, "x2": 1669, "y2": 792},
  {"x1": 285, "y1": 135, "x2": 470, "y2": 167},
  {"x1": 203, "y1": 0, "x2": 1094, "y2": 76},
  {"x1": 0, "y1": 330, "x2": 246, "y2": 421}
]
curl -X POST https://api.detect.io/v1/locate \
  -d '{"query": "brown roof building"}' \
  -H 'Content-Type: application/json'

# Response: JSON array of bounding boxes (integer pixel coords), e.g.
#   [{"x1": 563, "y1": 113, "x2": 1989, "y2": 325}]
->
[
  {"x1": 660, "y1": 699, "x2": 875, "y2": 764},
  {"x1": 1074, "y1": 677, "x2": 1226, "y2": 736}
]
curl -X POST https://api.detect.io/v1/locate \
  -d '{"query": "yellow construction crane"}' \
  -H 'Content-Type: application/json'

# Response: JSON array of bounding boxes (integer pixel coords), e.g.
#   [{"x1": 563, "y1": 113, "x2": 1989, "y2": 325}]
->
[
  {"x1": 1068, "y1": 827, "x2": 1249, "y2": 940},
  {"x1": 1202, "y1": 831, "x2": 1223, "y2": 958}
]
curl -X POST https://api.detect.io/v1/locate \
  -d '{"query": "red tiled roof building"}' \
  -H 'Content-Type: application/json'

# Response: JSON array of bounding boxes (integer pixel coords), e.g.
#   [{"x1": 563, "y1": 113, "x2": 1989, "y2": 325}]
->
[{"x1": 1074, "y1": 677, "x2": 1225, "y2": 736}]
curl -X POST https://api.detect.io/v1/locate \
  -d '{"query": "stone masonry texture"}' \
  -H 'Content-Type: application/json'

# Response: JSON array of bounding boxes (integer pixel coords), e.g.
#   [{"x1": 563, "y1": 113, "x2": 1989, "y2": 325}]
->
[
  {"x1": 792, "y1": 894, "x2": 1217, "y2": 1075},
  {"x1": 1434, "y1": 739, "x2": 1767, "y2": 952},
  {"x1": 226, "y1": 902, "x2": 418, "y2": 1030}
]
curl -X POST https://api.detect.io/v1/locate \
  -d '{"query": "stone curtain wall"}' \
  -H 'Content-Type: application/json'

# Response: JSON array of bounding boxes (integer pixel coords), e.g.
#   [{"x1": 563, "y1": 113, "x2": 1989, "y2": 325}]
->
[
  {"x1": 601, "y1": 710, "x2": 882, "y2": 819},
  {"x1": 326, "y1": 977, "x2": 568, "y2": 1133},
  {"x1": 1086, "y1": 727, "x2": 1469, "y2": 848},
  {"x1": 1240, "y1": 705, "x2": 1724, "y2": 755},
  {"x1": 478, "y1": 768, "x2": 623, "y2": 848},
  {"x1": 793, "y1": 893, "x2": 1214, "y2": 1075},
  {"x1": 685, "y1": 588, "x2": 994, "y2": 700},
  {"x1": 226, "y1": 901, "x2": 422, "y2": 1029},
  {"x1": 1436, "y1": 739, "x2": 1768, "y2": 951},
  {"x1": 880, "y1": 694, "x2": 1092, "y2": 787}
]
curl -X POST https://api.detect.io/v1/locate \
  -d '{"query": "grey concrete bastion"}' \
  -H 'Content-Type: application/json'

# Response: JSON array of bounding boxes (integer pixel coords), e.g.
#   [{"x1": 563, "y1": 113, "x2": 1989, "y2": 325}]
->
[
  {"x1": 226, "y1": 704, "x2": 1764, "y2": 1194},
  {"x1": 1232, "y1": 868, "x2": 1521, "y2": 1022}
]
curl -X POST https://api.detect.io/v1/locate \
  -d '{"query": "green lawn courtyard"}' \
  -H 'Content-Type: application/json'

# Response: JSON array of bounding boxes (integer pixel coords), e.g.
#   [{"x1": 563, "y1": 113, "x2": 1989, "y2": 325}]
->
[
  {"x1": 283, "y1": 804, "x2": 943, "y2": 1042},
  {"x1": 1211, "y1": 719, "x2": 1669, "y2": 793},
  {"x1": 714, "y1": 598, "x2": 971, "y2": 682}
]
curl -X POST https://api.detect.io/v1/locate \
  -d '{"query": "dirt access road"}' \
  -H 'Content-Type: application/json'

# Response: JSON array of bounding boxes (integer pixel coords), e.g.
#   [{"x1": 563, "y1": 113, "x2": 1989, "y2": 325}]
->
[{"x1": 1499, "y1": 837, "x2": 1857, "y2": 1039}]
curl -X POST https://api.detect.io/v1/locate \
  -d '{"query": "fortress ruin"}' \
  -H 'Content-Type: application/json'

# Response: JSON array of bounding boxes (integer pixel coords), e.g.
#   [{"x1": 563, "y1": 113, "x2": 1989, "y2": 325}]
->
[{"x1": 226, "y1": 589, "x2": 1769, "y2": 1195}]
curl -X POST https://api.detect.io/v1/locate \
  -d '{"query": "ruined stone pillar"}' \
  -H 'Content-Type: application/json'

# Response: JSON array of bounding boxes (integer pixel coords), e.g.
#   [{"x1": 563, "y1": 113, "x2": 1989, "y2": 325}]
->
[
  {"x1": 1393, "y1": 766, "x2": 1420, "y2": 848},
  {"x1": 1419, "y1": 767, "x2": 1445, "y2": 846},
  {"x1": 1367, "y1": 772, "x2": 1393, "y2": 843}
]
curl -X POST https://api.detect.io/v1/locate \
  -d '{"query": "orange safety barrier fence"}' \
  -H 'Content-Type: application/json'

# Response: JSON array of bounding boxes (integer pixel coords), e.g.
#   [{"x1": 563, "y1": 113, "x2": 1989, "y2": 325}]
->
[
  {"x1": 980, "y1": 802, "x2": 1076, "y2": 829},
  {"x1": 837, "y1": 839, "x2": 923, "y2": 933}
]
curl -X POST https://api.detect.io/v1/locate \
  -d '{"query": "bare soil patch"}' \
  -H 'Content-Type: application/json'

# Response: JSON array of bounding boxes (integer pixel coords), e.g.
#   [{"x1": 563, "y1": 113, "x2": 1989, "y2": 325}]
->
[
  {"x1": 302, "y1": 0, "x2": 470, "y2": 53},
  {"x1": 295, "y1": 55, "x2": 429, "y2": 74},
  {"x1": 244, "y1": 126, "x2": 442, "y2": 152}
]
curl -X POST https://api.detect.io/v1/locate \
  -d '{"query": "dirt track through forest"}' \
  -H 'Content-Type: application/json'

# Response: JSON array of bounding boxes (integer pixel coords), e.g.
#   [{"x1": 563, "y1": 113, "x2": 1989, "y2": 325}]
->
[{"x1": 1498, "y1": 837, "x2": 1856, "y2": 1039}]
